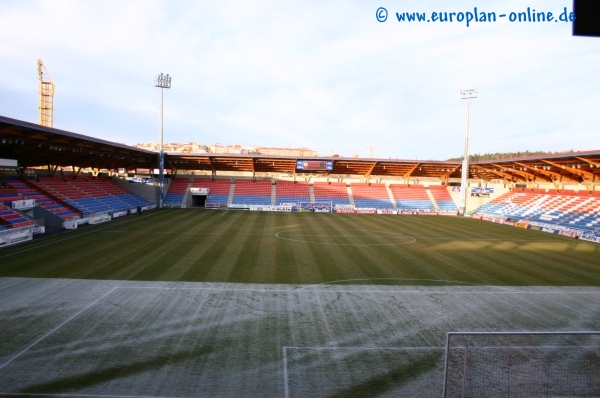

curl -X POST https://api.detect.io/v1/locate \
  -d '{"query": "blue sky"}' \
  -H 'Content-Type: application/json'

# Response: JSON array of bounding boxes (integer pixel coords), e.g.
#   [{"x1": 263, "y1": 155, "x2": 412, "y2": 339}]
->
[{"x1": 1, "y1": 0, "x2": 598, "y2": 160}]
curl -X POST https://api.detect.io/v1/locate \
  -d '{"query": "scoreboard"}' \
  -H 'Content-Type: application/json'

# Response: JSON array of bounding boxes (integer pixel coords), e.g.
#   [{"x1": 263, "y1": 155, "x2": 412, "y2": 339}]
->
[{"x1": 296, "y1": 160, "x2": 333, "y2": 171}]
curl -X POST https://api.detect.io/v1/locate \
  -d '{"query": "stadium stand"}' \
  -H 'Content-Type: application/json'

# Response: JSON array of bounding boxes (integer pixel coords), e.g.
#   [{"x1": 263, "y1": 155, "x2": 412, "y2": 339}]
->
[
  {"x1": 473, "y1": 189, "x2": 600, "y2": 232},
  {"x1": 390, "y1": 184, "x2": 435, "y2": 210},
  {"x1": 193, "y1": 178, "x2": 232, "y2": 206},
  {"x1": 164, "y1": 178, "x2": 189, "y2": 206},
  {"x1": 350, "y1": 183, "x2": 394, "y2": 209},
  {"x1": 231, "y1": 180, "x2": 272, "y2": 205},
  {"x1": 313, "y1": 182, "x2": 351, "y2": 206},
  {"x1": 0, "y1": 205, "x2": 35, "y2": 228},
  {"x1": 29, "y1": 178, "x2": 152, "y2": 216},
  {"x1": 275, "y1": 181, "x2": 310, "y2": 205},
  {"x1": 429, "y1": 185, "x2": 458, "y2": 211},
  {"x1": 2, "y1": 179, "x2": 78, "y2": 219}
]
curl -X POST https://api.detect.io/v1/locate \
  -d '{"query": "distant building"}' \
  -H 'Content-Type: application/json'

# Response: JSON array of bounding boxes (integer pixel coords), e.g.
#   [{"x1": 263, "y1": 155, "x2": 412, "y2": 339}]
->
[
  {"x1": 134, "y1": 142, "x2": 318, "y2": 157},
  {"x1": 256, "y1": 146, "x2": 318, "y2": 157}
]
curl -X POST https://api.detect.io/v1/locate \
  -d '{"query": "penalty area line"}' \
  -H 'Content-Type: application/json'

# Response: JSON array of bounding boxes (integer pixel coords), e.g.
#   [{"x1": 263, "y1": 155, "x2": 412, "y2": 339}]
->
[
  {"x1": 284, "y1": 346, "x2": 445, "y2": 350},
  {"x1": 0, "y1": 286, "x2": 118, "y2": 372},
  {"x1": 0, "y1": 393, "x2": 178, "y2": 398},
  {"x1": 118, "y1": 285, "x2": 600, "y2": 295}
]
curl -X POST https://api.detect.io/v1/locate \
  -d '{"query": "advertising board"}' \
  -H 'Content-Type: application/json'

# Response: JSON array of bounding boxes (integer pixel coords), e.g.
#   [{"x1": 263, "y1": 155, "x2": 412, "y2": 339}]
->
[
  {"x1": 300, "y1": 202, "x2": 332, "y2": 212},
  {"x1": 377, "y1": 209, "x2": 397, "y2": 214},
  {"x1": 356, "y1": 208, "x2": 377, "y2": 214},
  {"x1": 206, "y1": 203, "x2": 227, "y2": 208}
]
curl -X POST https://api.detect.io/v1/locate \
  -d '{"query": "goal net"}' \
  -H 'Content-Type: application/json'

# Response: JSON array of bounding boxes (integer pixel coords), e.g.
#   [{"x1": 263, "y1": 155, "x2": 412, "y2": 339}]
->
[{"x1": 442, "y1": 331, "x2": 600, "y2": 398}]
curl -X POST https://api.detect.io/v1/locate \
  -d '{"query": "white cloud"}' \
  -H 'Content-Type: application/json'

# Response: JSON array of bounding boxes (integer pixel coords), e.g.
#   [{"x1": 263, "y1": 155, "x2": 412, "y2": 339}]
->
[{"x1": 0, "y1": 0, "x2": 598, "y2": 159}]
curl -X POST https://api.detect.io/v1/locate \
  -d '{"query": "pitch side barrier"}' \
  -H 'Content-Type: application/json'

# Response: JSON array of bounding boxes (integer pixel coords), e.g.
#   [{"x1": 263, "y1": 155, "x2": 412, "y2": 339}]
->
[
  {"x1": 0, "y1": 220, "x2": 45, "y2": 246},
  {"x1": 242, "y1": 202, "x2": 459, "y2": 216},
  {"x1": 472, "y1": 213, "x2": 600, "y2": 244}
]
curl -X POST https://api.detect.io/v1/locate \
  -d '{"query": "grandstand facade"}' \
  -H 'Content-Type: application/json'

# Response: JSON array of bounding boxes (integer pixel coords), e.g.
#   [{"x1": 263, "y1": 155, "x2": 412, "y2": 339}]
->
[{"x1": 1, "y1": 114, "x2": 599, "y2": 244}]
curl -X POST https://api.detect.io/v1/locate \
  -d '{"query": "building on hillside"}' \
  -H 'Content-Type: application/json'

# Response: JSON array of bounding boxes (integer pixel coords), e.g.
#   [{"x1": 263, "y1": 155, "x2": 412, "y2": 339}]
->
[
  {"x1": 256, "y1": 146, "x2": 318, "y2": 157},
  {"x1": 134, "y1": 142, "x2": 318, "y2": 157}
]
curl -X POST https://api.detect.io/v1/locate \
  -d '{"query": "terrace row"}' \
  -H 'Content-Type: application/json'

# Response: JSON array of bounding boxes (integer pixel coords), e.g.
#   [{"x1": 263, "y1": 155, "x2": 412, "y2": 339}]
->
[
  {"x1": 472, "y1": 188, "x2": 600, "y2": 233},
  {"x1": 163, "y1": 178, "x2": 459, "y2": 211},
  {"x1": 0, "y1": 178, "x2": 153, "y2": 229}
]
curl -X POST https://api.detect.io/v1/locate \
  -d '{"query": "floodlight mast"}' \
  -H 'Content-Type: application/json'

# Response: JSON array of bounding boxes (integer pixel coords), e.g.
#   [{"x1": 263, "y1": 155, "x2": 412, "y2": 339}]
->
[
  {"x1": 154, "y1": 73, "x2": 171, "y2": 209},
  {"x1": 459, "y1": 88, "x2": 477, "y2": 216}
]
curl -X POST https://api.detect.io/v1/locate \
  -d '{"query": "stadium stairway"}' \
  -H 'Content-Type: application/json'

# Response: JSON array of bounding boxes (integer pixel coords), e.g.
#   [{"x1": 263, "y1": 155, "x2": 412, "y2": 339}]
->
[
  {"x1": 164, "y1": 178, "x2": 189, "y2": 207},
  {"x1": 182, "y1": 180, "x2": 193, "y2": 206},
  {"x1": 347, "y1": 185, "x2": 355, "y2": 207},
  {"x1": 425, "y1": 188, "x2": 439, "y2": 210},
  {"x1": 385, "y1": 184, "x2": 398, "y2": 209},
  {"x1": 429, "y1": 185, "x2": 459, "y2": 212}
]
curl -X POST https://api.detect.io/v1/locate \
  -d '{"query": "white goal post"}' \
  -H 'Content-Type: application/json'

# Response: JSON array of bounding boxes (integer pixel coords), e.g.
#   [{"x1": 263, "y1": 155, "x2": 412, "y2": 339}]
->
[{"x1": 442, "y1": 331, "x2": 600, "y2": 398}]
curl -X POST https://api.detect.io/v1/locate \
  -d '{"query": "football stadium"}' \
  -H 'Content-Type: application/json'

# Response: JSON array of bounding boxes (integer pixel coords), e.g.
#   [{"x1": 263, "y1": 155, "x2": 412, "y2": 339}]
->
[
  {"x1": 2, "y1": 1, "x2": 600, "y2": 396},
  {"x1": 1, "y1": 114, "x2": 599, "y2": 397}
]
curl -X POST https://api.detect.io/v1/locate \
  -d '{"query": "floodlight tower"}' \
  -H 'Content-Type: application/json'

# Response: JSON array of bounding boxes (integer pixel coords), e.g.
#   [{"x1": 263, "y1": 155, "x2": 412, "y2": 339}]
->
[
  {"x1": 459, "y1": 88, "x2": 477, "y2": 216},
  {"x1": 37, "y1": 59, "x2": 55, "y2": 128},
  {"x1": 155, "y1": 73, "x2": 171, "y2": 208}
]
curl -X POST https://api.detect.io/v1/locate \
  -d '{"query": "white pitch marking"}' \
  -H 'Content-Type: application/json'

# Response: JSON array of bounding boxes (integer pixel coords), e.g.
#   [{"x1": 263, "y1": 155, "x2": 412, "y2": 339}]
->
[
  {"x1": 410, "y1": 237, "x2": 560, "y2": 242},
  {"x1": 119, "y1": 285, "x2": 600, "y2": 295},
  {"x1": 313, "y1": 286, "x2": 334, "y2": 342},
  {"x1": 296, "y1": 278, "x2": 520, "y2": 292},
  {"x1": 282, "y1": 347, "x2": 289, "y2": 398},
  {"x1": 0, "y1": 393, "x2": 178, "y2": 398},
  {"x1": 284, "y1": 346, "x2": 445, "y2": 350},
  {"x1": 0, "y1": 286, "x2": 118, "y2": 371},
  {"x1": 104, "y1": 230, "x2": 272, "y2": 236}
]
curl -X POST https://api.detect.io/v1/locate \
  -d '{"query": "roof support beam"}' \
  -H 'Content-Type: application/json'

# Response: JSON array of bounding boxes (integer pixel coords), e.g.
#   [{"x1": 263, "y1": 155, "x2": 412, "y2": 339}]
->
[
  {"x1": 574, "y1": 156, "x2": 600, "y2": 168},
  {"x1": 541, "y1": 159, "x2": 595, "y2": 181},
  {"x1": 488, "y1": 164, "x2": 520, "y2": 181},
  {"x1": 364, "y1": 162, "x2": 377, "y2": 184},
  {"x1": 539, "y1": 160, "x2": 581, "y2": 183},
  {"x1": 207, "y1": 157, "x2": 216, "y2": 180},
  {"x1": 403, "y1": 163, "x2": 420, "y2": 180}
]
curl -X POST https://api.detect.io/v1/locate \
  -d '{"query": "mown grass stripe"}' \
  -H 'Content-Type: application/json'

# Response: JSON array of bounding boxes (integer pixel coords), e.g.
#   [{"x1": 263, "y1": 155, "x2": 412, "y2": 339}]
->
[{"x1": 0, "y1": 210, "x2": 598, "y2": 286}]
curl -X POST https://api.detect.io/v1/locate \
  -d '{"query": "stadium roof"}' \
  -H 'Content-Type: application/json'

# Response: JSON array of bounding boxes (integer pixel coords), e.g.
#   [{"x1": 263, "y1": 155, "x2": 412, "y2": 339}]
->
[
  {"x1": 0, "y1": 115, "x2": 157, "y2": 173},
  {"x1": 1, "y1": 115, "x2": 599, "y2": 186}
]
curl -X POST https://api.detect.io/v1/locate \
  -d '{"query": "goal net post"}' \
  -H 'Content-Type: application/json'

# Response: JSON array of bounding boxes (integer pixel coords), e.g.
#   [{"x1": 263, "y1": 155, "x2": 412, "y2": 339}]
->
[{"x1": 442, "y1": 331, "x2": 600, "y2": 398}]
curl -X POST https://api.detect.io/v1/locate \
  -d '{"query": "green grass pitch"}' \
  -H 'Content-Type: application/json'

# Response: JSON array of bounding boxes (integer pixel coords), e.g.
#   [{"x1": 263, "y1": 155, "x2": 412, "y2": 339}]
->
[
  {"x1": 1, "y1": 209, "x2": 598, "y2": 286},
  {"x1": 0, "y1": 209, "x2": 599, "y2": 397}
]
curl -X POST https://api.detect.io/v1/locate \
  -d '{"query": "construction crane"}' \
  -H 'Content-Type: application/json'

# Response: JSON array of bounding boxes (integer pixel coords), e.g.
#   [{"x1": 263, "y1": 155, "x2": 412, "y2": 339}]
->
[
  {"x1": 340, "y1": 148, "x2": 360, "y2": 158},
  {"x1": 330, "y1": 148, "x2": 360, "y2": 158},
  {"x1": 37, "y1": 59, "x2": 54, "y2": 128},
  {"x1": 365, "y1": 145, "x2": 401, "y2": 158}
]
